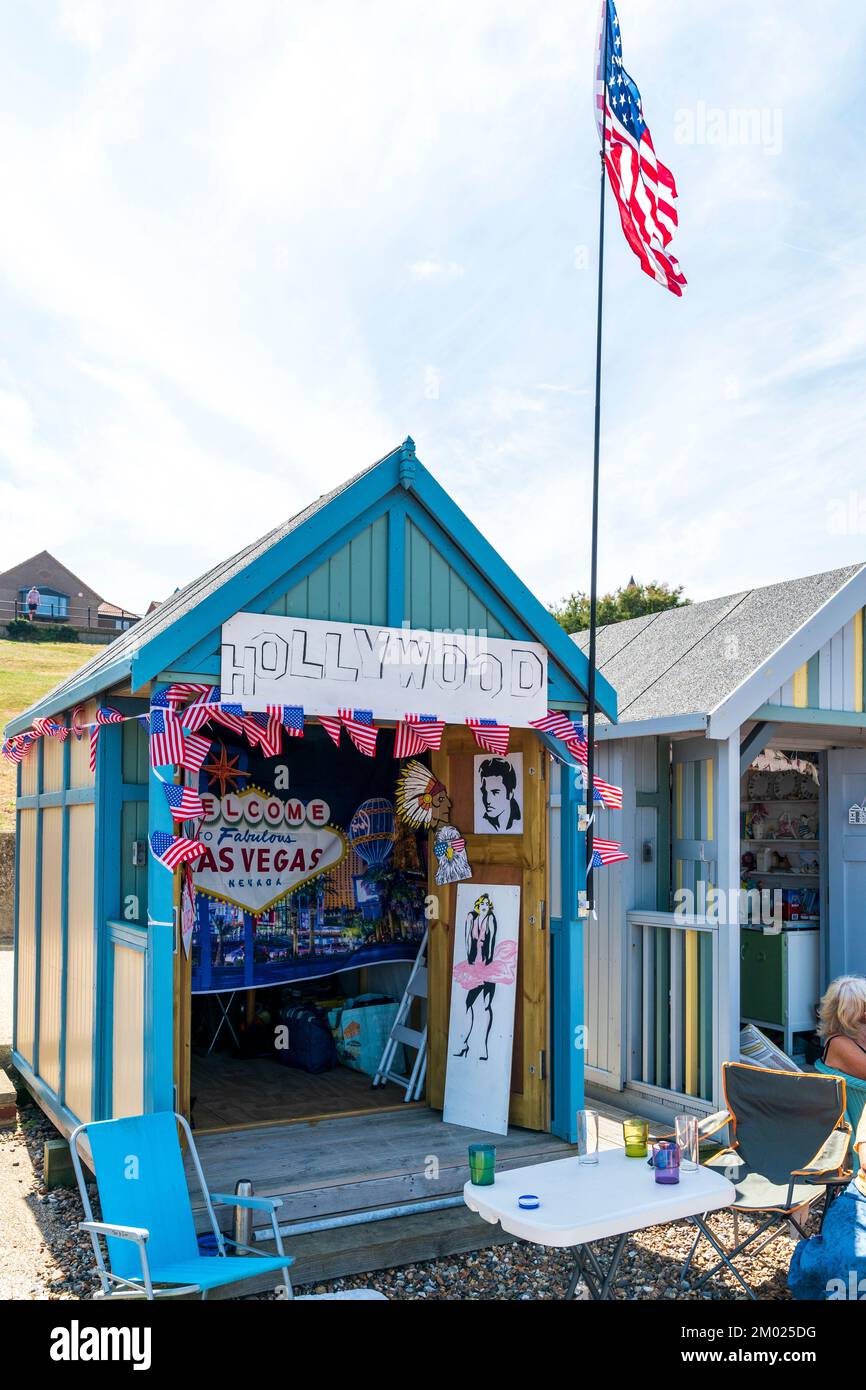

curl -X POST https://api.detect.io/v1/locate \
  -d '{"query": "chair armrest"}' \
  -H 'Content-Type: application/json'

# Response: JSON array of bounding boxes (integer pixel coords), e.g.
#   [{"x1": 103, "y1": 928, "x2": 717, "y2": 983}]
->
[
  {"x1": 699, "y1": 1109, "x2": 732, "y2": 1141},
  {"x1": 802, "y1": 1171, "x2": 853, "y2": 1187},
  {"x1": 792, "y1": 1125, "x2": 852, "y2": 1177},
  {"x1": 80, "y1": 1220, "x2": 150, "y2": 1243},
  {"x1": 210, "y1": 1192, "x2": 283, "y2": 1212}
]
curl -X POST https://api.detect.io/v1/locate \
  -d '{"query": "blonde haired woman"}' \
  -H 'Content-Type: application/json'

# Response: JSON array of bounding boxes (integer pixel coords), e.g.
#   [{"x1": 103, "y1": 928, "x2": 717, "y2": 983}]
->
[{"x1": 817, "y1": 976, "x2": 866, "y2": 1078}]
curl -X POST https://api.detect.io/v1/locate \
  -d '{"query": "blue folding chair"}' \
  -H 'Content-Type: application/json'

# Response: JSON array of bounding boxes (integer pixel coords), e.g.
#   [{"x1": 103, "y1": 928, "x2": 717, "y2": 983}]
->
[{"x1": 69, "y1": 1111, "x2": 294, "y2": 1301}]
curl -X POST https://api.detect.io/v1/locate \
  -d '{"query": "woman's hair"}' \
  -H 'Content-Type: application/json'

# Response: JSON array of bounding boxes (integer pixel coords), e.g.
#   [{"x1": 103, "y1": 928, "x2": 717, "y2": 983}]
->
[{"x1": 817, "y1": 975, "x2": 866, "y2": 1041}]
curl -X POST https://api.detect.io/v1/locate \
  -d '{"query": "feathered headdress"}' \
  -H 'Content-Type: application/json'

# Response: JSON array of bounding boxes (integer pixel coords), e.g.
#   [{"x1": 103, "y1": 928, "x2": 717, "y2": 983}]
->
[{"x1": 395, "y1": 759, "x2": 450, "y2": 830}]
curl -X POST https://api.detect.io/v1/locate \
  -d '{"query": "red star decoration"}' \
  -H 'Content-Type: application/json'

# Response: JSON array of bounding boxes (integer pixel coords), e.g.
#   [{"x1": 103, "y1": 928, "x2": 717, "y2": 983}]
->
[{"x1": 203, "y1": 743, "x2": 250, "y2": 797}]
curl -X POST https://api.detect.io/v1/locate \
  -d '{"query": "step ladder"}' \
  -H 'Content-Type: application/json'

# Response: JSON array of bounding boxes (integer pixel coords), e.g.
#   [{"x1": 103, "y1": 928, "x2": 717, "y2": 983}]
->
[{"x1": 372, "y1": 928, "x2": 428, "y2": 1102}]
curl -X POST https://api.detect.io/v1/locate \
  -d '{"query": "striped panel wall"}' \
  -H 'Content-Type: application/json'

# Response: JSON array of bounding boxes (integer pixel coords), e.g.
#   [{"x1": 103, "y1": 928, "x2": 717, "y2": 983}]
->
[
  {"x1": 670, "y1": 752, "x2": 715, "y2": 1103},
  {"x1": 38, "y1": 807, "x2": 64, "y2": 1093},
  {"x1": 268, "y1": 515, "x2": 388, "y2": 625},
  {"x1": 64, "y1": 803, "x2": 95, "y2": 1121},
  {"x1": 766, "y1": 608, "x2": 866, "y2": 712},
  {"x1": 112, "y1": 942, "x2": 145, "y2": 1118},
  {"x1": 404, "y1": 521, "x2": 507, "y2": 635},
  {"x1": 15, "y1": 809, "x2": 38, "y2": 1065}
]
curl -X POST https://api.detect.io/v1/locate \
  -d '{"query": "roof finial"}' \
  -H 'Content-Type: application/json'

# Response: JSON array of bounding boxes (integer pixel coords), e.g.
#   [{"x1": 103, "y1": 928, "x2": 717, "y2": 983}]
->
[{"x1": 399, "y1": 436, "x2": 416, "y2": 489}]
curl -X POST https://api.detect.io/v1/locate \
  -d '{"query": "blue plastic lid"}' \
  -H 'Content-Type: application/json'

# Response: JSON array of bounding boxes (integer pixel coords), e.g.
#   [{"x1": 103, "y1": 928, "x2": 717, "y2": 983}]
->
[{"x1": 518, "y1": 1194, "x2": 540, "y2": 1209}]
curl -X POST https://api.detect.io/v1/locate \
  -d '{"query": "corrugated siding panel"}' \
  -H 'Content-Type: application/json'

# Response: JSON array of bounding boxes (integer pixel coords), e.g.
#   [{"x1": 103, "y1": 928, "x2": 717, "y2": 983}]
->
[
  {"x1": 65, "y1": 803, "x2": 95, "y2": 1121},
  {"x1": 20, "y1": 744, "x2": 39, "y2": 797},
  {"x1": 42, "y1": 733, "x2": 64, "y2": 793},
  {"x1": 70, "y1": 699, "x2": 97, "y2": 788},
  {"x1": 268, "y1": 515, "x2": 389, "y2": 626},
  {"x1": 584, "y1": 741, "x2": 625, "y2": 1082},
  {"x1": 112, "y1": 943, "x2": 144, "y2": 1118},
  {"x1": 38, "y1": 807, "x2": 64, "y2": 1093},
  {"x1": 15, "y1": 809, "x2": 38, "y2": 1064},
  {"x1": 548, "y1": 759, "x2": 562, "y2": 920},
  {"x1": 404, "y1": 521, "x2": 507, "y2": 636}
]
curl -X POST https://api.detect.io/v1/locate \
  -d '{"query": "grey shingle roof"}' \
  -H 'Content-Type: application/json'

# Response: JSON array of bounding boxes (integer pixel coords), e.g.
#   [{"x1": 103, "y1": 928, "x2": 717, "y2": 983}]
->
[
  {"x1": 6, "y1": 450, "x2": 392, "y2": 732},
  {"x1": 573, "y1": 563, "x2": 865, "y2": 724}
]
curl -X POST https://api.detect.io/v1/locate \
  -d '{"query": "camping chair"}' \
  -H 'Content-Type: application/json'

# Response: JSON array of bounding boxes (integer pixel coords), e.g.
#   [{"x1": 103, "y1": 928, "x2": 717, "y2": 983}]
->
[
  {"x1": 70, "y1": 1111, "x2": 386, "y2": 1301},
  {"x1": 680, "y1": 1063, "x2": 852, "y2": 1299}
]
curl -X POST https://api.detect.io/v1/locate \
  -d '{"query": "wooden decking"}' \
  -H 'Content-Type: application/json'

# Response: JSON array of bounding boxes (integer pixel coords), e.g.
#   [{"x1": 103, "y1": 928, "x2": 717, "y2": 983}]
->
[
  {"x1": 191, "y1": 1053, "x2": 411, "y2": 1131},
  {"x1": 188, "y1": 1099, "x2": 663, "y2": 1287}
]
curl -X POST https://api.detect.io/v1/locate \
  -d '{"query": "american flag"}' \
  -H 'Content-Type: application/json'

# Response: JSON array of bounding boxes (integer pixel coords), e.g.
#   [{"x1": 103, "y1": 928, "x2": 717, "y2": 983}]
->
[
  {"x1": 590, "y1": 836, "x2": 629, "y2": 867},
  {"x1": 163, "y1": 782, "x2": 206, "y2": 823},
  {"x1": 179, "y1": 688, "x2": 219, "y2": 734},
  {"x1": 149, "y1": 830, "x2": 205, "y2": 871},
  {"x1": 89, "y1": 727, "x2": 100, "y2": 774},
  {"x1": 567, "y1": 721, "x2": 589, "y2": 766},
  {"x1": 45, "y1": 722, "x2": 68, "y2": 742},
  {"x1": 466, "y1": 719, "x2": 510, "y2": 755},
  {"x1": 71, "y1": 705, "x2": 86, "y2": 740},
  {"x1": 394, "y1": 714, "x2": 445, "y2": 759},
  {"x1": 340, "y1": 708, "x2": 378, "y2": 758},
  {"x1": 96, "y1": 706, "x2": 125, "y2": 726},
  {"x1": 137, "y1": 713, "x2": 151, "y2": 734},
  {"x1": 596, "y1": 0, "x2": 686, "y2": 296},
  {"x1": 32, "y1": 717, "x2": 54, "y2": 738},
  {"x1": 318, "y1": 714, "x2": 342, "y2": 747},
  {"x1": 280, "y1": 705, "x2": 305, "y2": 737},
  {"x1": 150, "y1": 707, "x2": 185, "y2": 768},
  {"x1": 166, "y1": 682, "x2": 213, "y2": 708},
  {"x1": 2, "y1": 735, "x2": 31, "y2": 764},
  {"x1": 243, "y1": 710, "x2": 282, "y2": 758},
  {"x1": 529, "y1": 710, "x2": 578, "y2": 742},
  {"x1": 593, "y1": 777, "x2": 623, "y2": 809},
  {"x1": 211, "y1": 702, "x2": 246, "y2": 736},
  {"x1": 179, "y1": 730, "x2": 212, "y2": 774}
]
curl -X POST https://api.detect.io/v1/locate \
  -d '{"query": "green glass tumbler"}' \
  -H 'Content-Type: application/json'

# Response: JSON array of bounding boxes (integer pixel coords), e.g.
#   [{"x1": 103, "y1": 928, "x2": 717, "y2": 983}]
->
[
  {"x1": 623, "y1": 1117, "x2": 649, "y2": 1158},
  {"x1": 468, "y1": 1143, "x2": 496, "y2": 1186}
]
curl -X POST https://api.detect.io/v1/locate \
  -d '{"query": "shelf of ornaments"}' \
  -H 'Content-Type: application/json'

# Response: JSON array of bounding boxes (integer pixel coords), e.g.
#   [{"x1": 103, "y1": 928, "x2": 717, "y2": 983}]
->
[
  {"x1": 742, "y1": 838, "x2": 820, "y2": 847},
  {"x1": 742, "y1": 871, "x2": 819, "y2": 880}
]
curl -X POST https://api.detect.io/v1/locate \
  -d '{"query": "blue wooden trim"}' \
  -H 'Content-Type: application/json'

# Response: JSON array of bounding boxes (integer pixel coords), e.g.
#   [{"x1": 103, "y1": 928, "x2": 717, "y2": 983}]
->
[
  {"x1": 107, "y1": 920, "x2": 148, "y2": 950},
  {"x1": 16, "y1": 786, "x2": 96, "y2": 810},
  {"x1": 64, "y1": 787, "x2": 96, "y2": 805},
  {"x1": 550, "y1": 716, "x2": 586, "y2": 1142},
  {"x1": 32, "y1": 740, "x2": 44, "y2": 1078},
  {"x1": 11, "y1": 761, "x2": 21, "y2": 1056},
  {"x1": 57, "y1": 725, "x2": 71, "y2": 1106},
  {"x1": 93, "y1": 721, "x2": 122, "y2": 1120},
  {"x1": 409, "y1": 464, "x2": 618, "y2": 720},
  {"x1": 11, "y1": 1050, "x2": 84, "y2": 1140},
  {"x1": 387, "y1": 503, "x2": 406, "y2": 626},
  {"x1": 15, "y1": 795, "x2": 38, "y2": 809},
  {"x1": 120, "y1": 784, "x2": 148, "y2": 802},
  {"x1": 751, "y1": 703, "x2": 866, "y2": 727},
  {"x1": 145, "y1": 709, "x2": 176, "y2": 1113}
]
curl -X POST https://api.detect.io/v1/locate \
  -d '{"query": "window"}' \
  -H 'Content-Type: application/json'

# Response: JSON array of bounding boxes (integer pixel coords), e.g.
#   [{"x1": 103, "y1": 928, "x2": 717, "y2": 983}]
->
[{"x1": 20, "y1": 587, "x2": 69, "y2": 618}]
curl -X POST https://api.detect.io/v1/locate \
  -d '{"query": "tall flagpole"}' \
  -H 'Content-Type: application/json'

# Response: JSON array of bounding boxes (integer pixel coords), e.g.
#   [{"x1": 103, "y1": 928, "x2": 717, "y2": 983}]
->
[{"x1": 585, "y1": 2, "x2": 610, "y2": 911}]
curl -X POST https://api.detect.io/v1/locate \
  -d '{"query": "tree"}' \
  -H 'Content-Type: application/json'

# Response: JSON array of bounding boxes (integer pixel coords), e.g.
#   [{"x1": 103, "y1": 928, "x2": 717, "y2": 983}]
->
[{"x1": 550, "y1": 578, "x2": 689, "y2": 634}]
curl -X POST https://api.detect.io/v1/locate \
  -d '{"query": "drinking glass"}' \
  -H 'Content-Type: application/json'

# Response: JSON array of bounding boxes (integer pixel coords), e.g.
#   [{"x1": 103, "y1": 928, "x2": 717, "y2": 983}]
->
[
  {"x1": 623, "y1": 1116, "x2": 649, "y2": 1158},
  {"x1": 576, "y1": 1109, "x2": 599, "y2": 1165},
  {"x1": 468, "y1": 1143, "x2": 496, "y2": 1186},
  {"x1": 675, "y1": 1114, "x2": 699, "y2": 1172},
  {"x1": 652, "y1": 1140, "x2": 681, "y2": 1185}
]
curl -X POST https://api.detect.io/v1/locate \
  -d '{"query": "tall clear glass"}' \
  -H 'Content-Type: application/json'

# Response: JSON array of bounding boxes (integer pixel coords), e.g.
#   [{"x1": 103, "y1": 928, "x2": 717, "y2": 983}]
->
[
  {"x1": 576, "y1": 1108, "x2": 599, "y2": 1165},
  {"x1": 675, "y1": 1114, "x2": 699, "y2": 1171}
]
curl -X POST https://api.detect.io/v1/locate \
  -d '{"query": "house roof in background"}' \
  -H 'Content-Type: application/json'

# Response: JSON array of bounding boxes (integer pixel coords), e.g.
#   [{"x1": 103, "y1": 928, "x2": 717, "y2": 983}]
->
[
  {"x1": 0, "y1": 549, "x2": 104, "y2": 601},
  {"x1": 573, "y1": 562, "x2": 866, "y2": 734}
]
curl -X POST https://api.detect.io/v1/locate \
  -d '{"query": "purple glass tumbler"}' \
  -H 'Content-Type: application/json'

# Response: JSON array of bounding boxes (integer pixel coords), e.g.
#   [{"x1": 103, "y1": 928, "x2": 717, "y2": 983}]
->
[{"x1": 652, "y1": 1141, "x2": 681, "y2": 1185}]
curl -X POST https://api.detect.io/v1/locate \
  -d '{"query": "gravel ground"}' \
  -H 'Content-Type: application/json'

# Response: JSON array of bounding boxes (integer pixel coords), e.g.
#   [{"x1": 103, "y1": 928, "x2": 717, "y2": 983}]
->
[{"x1": 1, "y1": 1099, "x2": 803, "y2": 1301}]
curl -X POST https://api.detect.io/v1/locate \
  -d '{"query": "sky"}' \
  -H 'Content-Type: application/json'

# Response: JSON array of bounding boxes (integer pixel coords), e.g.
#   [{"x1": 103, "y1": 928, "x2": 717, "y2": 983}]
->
[{"x1": 0, "y1": 0, "x2": 865, "y2": 617}]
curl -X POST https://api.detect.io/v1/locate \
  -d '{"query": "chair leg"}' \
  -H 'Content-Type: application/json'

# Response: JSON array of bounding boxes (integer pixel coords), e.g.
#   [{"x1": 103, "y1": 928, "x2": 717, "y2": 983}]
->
[{"x1": 689, "y1": 1213, "x2": 783, "y2": 1299}]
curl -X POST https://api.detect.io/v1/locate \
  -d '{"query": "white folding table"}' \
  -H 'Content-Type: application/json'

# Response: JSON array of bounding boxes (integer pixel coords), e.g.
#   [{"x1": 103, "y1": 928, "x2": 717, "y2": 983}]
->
[{"x1": 464, "y1": 1148, "x2": 735, "y2": 1300}]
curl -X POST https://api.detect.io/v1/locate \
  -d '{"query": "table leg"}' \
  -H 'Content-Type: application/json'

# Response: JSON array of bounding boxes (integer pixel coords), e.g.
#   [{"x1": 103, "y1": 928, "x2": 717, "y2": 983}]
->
[
  {"x1": 207, "y1": 991, "x2": 239, "y2": 1055},
  {"x1": 565, "y1": 1232, "x2": 629, "y2": 1301}
]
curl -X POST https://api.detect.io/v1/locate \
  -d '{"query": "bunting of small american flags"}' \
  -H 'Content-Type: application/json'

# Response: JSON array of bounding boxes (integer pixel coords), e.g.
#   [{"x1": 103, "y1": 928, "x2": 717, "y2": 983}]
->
[
  {"x1": 150, "y1": 707, "x2": 185, "y2": 768},
  {"x1": 280, "y1": 706, "x2": 305, "y2": 737},
  {"x1": 178, "y1": 730, "x2": 212, "y2": 774},
  {"x1": 465, "y1": 718, "x2": 510, "y2": 755},
  {"x1": 96, "y1": 706, "x2": 125, "y2": 726},
  {"x1": 46, "y1": 722, "x2": 68, "y2": 742},
  {"x1": 166, "y1": 682, "x2": 213, "y2": 708},
  {"x1": 210, "y1": 702, "x2": 246, "y2": 736},
  {"x1": 178, "y1": 687, "x2": 220, "y2": 734},
  {"x1": 529, "y1": 710, "x2": 579, "y2": 742},
  {"x1": 590, "y1": 836, "x2": 629, "y2": 867},
  {"x1": 31, "y1": 717, "x2": 54, "y2": 738},
  {"x1": 149, "y1": 830, "x2": 205, "y2": 872},
  {"x1": 163, "y1": 782, "x2": 206, "y2": 823},
  {"x1": 318, "y1": 714, "x2": 343, "y2": 747},
  {"x1": 1, "y1": 734, "x2": 32, "y2": 764},
  {"x1": 394, "y1": 713, "x2": 445, "y2": 759},
  {"x1": 340, "y1": 708, "x2": 378, "y2": 758}
]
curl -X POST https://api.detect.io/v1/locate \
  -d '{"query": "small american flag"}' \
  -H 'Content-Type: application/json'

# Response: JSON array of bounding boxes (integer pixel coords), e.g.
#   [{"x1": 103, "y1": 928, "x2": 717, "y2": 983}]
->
[
  {"x1": 149, "y1": 830, "x2": 205, "y2": 871},
  {"x1": 96, "y1": 706, "x2": 125, "y2": 726},
  {"x1": 71, "y1": 705, "x2": 86, "y2": 740},
  {"x1": 466, "y1": 719, "x2": 510, "y2": 755},
  {"x1": 340, "y1": 708, "x2": 378, "y2": 758},
  {"x1": 280, "y1": 705, "x2": 305, "y2": 737},
  {"x1": 394, "y1": 714, "x2": 445, "y2": 759},
  {"x1": 593, "y1": 777, "x2": 623, "y2": 809},
  {"x1": 89, "y1": 727, "x2": 99, "y2": 773},
  {"x1": 150, "y1": 708, "x2": 185, "y2": 768},
  {"x1": 46, "y1": 722, "x2": 68, "y2": 742},
  {"x1": 590, "y1": 836, "x2": 629, "y2": 867},
  {"x1": 179, "y1": 730, "x2": 212, "y2": 774},
  {"x1": 318, "y1": 714, "x2": 342, "y2": 747},
  {"x1": 179, "y1": 688, "x2": 219, "y2": 734},
  {"x1": 596, "y1": 0, "x2": 686, "y2": 296},
  {"x1": 166, "y1": 682, "x2": 213, "y2": 707},
  {"x1": 529, "y1": 710, "x2": 579, "y2": 742},
  {"x1": 163, "y1": 783, "x2": 206, "y2": 823},
  {"x1": 211, "y1": 702, "x2": 246, "y2": 736},
  {"x1": 2, "y1": 735, "x2": 30, "y2": 764},
  {"x1": 32, "y1": 717, "x2": 54, "y2": 738},
  {"x1": 567, "y1": 721, "x2": 589, "y2": 766},
  {"x1": 244, "y1": 710, "x2": 282, "y2": 758}
]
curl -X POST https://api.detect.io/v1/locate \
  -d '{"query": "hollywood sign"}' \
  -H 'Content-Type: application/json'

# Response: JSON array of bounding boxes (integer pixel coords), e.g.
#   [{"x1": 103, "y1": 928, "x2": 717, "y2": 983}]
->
[{"x1": 221, "y1": 614, "x2": 548, "y2": 724}]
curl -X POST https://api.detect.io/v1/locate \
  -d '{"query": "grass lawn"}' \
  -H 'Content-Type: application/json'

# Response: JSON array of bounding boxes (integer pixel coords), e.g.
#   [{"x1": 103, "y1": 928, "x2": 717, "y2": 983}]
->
[{"x1": 0, "y1": 639, "x2": 103, "y2": 832}]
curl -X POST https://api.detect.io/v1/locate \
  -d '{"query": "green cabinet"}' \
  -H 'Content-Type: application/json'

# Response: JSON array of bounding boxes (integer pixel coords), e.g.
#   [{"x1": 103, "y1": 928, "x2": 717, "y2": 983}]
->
[{"x1": 740, "y1": 927, "x2": 820, "y2": 1056}]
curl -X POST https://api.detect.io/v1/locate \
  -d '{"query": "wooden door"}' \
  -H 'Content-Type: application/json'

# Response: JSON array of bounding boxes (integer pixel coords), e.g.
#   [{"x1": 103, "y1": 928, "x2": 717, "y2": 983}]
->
[{"x1": 427, "y1": 727, "x2": 549, "y2": 1131}]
